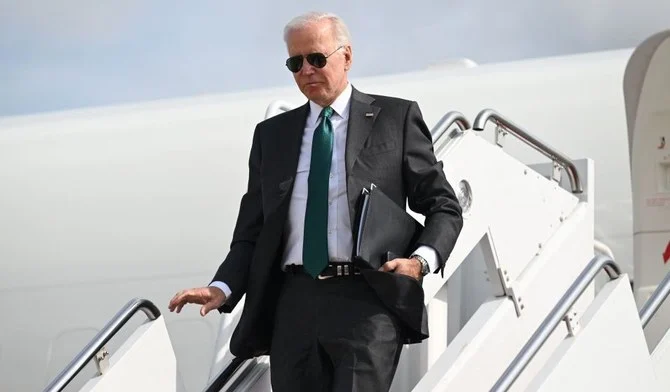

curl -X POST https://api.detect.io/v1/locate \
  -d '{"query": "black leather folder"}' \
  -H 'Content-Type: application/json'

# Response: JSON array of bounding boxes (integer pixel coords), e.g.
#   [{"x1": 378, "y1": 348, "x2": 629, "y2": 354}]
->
[{"x1": 352, "y1": 184, "x2": 424, "y2": 270}]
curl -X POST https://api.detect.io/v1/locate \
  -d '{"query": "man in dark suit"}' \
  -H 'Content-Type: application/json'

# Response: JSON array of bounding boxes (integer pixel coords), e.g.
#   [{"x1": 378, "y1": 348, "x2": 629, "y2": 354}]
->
[{"x1": 169, "y1": 11, "x2": 462, "y2": 392}]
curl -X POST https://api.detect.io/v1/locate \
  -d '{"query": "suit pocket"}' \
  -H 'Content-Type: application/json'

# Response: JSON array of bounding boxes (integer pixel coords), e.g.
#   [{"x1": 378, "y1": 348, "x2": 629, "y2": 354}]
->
[{"x1": 363, "y1": 141, "x2": 397, "y2": 156}]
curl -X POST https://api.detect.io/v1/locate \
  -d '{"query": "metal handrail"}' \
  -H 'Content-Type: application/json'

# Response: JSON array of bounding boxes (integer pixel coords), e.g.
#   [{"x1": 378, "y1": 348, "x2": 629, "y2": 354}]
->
[
  {"x1": 203, "y1": 357, "x2": 248, "y2": 392},
  {"x1": 43, "y1": 298, "x2": 161, "y2": 392},
  {"x1": 639, "y1": 270, "x2": 670, "y2": 328},
  {"x1": 491, "y1": 255, "x2": 621, "y2": 392},
  {"x1": 264, "y1": 100, "x2": 295, "y2": 119},
  {"x1": 594, "y1": 239, "x2": 615, "y2": 261},
  {"x1": 472, "y1": 109, "x2": 583, "y2": 194},
  {"x1": 431, "y1": 111, "x2": 471, "y2": 143}
]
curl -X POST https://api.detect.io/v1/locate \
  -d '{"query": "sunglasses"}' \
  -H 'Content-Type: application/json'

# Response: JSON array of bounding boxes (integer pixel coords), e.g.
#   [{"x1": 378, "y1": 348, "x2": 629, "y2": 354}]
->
[{"x1": 285, "y1": 46, "x2": 344, "y2": 73}]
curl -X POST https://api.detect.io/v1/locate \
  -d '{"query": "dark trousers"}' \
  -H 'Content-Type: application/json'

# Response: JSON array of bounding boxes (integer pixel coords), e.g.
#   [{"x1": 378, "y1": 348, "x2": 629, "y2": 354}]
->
[{"x1": 269, "y1": 271, "x2": 404, "y2": 392}]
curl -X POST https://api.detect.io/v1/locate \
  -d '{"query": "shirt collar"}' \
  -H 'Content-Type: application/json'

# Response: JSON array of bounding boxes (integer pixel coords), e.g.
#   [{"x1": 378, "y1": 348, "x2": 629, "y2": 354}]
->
[{"x1": 307, "y1": 83, "x2": 352, "y2": 126}]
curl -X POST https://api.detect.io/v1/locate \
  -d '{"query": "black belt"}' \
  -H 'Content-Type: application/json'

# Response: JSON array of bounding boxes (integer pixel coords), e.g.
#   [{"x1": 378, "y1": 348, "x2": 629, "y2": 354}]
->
[{"x1": 285, "y1": 262, "x2": 362, "y2": 279}]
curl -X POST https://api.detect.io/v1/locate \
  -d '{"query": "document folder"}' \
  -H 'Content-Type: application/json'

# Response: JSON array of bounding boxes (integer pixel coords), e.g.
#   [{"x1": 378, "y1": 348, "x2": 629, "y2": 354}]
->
[{"x1": 352, "y1": 184, "x2": 423, "y2": 270}]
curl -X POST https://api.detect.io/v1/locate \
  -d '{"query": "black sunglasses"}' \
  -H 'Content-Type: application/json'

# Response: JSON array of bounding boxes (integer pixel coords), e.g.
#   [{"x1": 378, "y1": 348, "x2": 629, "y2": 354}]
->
[{"x1": 285, "y1": 46, "x2": 344, "y2": 73}]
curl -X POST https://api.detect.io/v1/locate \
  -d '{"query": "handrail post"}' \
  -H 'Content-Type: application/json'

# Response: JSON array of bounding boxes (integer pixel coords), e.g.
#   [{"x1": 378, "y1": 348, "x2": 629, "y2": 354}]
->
[
  {"x1": 472, "y1": 109, "x2": 583, "y2": 194},
  {"x1": 43, "y1": 298, "x2": 161, "y2": 392},
  {"x1": 491, "y1": 255, "x2": 620, "y2": 391},
  {"x1": 430, "y1": 111, "x2": 471, "y2": 143},
  {"x1": 264, "y1": 101, "x2": 295, "y2": 119}
]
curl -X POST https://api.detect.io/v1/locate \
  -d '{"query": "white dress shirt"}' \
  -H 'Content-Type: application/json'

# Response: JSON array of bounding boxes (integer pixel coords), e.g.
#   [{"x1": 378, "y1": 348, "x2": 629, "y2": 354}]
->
[
  {"x1": 211, "y1": 83, "x2": 439, "y2": 299},
  {"x1": 281, "y1": 82, "x2": 354, "y2": 267}
]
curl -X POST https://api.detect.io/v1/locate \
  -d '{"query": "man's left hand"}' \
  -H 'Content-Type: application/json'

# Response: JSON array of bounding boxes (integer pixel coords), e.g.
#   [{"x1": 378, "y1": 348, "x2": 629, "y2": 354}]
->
[{"x1": 379, "y1": 257, "x2": 422, "y2": 281}]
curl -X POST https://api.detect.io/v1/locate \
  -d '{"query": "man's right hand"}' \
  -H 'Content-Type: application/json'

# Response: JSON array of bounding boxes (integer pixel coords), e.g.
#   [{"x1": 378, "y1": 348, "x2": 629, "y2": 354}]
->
[{"x1": 168, "y1": 287, "x2": 227, "y2": 317}]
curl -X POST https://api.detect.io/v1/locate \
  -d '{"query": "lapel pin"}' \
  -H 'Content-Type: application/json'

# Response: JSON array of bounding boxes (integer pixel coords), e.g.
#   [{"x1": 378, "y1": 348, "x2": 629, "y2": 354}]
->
[{"x1": 365, "y1": 112, "x2": 374, "y2": 117}]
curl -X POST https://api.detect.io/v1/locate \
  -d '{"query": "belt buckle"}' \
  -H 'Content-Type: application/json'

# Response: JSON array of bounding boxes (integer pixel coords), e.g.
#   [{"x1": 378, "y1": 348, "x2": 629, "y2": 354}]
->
[
  {"x1": 317, "y1": 264, "x2": 343, "y2": 279},
  {"x1": 316, "y1": 264, "x2": 358, "y2": 279}
]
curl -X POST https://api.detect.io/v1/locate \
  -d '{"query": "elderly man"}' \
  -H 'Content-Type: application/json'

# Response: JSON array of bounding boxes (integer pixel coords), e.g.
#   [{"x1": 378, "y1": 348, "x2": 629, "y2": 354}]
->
[{"x1": 169, "y1": 11, "x2": 462, "y2": 392}]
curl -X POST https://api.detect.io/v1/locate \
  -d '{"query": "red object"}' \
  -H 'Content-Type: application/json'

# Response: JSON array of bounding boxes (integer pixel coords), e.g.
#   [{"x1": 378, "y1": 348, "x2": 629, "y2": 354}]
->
[{"x1": 664, "y1": 241, "x2": 670, "y2": 264}]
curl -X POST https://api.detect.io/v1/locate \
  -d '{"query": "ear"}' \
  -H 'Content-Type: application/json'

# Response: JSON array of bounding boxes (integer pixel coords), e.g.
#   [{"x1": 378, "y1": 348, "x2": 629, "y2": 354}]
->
[{"x1": 344, "y1": 45, "x2": 353, "y2": 71}]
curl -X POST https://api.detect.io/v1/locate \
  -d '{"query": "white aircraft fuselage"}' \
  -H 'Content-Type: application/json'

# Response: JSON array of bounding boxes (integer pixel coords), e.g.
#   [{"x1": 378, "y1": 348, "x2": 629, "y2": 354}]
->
[{"x1": 0, "y1": 40, "x2": 654, "y2": 391}]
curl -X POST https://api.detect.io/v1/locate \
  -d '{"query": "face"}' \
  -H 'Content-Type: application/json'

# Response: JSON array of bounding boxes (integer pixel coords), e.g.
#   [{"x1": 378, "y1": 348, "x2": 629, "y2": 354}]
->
[{"x1": 286, "y1": 20, "x2": 352, "y2": 107}]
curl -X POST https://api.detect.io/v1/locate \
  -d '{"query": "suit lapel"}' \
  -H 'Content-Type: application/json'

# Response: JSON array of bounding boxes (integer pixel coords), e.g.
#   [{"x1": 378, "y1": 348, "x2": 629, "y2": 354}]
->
[
  {"x1": 345, "y1": 88, "x2": 381, "y2": 173},
  {"x1": 345, "y1": 88, "x2": 381, "y2": 226}
]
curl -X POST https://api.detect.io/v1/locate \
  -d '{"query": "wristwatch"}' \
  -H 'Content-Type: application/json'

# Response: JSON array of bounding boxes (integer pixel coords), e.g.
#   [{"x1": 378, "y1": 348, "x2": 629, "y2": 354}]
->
[{"x1": 411, "y1": 254, "x2": 430, "y2": 276}]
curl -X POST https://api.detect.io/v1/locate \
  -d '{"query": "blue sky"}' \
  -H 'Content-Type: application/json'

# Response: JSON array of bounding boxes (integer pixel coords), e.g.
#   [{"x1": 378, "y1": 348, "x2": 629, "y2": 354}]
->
[{"x1": 2, "y1": 0, "x2": 669, "y2": 117}]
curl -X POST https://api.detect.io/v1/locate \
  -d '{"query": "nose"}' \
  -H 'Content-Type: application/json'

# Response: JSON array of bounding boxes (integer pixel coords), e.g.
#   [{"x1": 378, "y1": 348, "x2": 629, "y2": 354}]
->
[{"x1": 299, "y1": 58, "x2": 316, "y2": 75}]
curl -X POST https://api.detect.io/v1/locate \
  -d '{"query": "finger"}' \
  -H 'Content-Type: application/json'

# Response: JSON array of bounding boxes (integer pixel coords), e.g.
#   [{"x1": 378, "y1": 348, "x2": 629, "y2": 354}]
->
[
  {"x1": 175, "y1": 295, "x2": 193, "y2": 313},
  {"x1": 200, "y1": 300, "x2": 218, "y2": 317},
  {"x1": 171, "y1": 289, "x2": 190, "y2": 304},
  {"x1": 170, "y1": 292, "x2": 190, "y2": 311},
  {"x1": 379, "y1": 260, "x2": 397, "y2": 272},
  {"x1": 168, "y1": 296, "x2": 182, "y2": 312},
  {"x1": 168, "y1": 292, "x2": 182, "y2": 310}
]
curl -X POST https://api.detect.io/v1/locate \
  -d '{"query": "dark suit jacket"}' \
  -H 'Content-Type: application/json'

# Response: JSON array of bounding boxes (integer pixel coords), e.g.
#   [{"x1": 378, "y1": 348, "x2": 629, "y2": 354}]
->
[{"x1": 211, "y1": 87, "x2": 463, "y2": 359}]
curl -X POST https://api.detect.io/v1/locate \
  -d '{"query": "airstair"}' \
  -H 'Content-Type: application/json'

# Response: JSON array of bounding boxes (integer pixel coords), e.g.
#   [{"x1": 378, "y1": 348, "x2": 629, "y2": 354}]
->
[{"x1": 41, "y1": 105, "x2": 670, "y2": 392}]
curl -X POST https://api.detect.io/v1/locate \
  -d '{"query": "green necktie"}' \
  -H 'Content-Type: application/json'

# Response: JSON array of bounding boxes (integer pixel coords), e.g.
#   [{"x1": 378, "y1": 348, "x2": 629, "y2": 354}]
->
[{"x1": 303, "y1": 106, "x2": 334, "y2": 278}]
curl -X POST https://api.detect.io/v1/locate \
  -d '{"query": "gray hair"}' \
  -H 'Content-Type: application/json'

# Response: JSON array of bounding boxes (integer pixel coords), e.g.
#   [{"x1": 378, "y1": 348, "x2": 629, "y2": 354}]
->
[{"x1": 283, "y1": 12, "x2": 352, "y2": 46}]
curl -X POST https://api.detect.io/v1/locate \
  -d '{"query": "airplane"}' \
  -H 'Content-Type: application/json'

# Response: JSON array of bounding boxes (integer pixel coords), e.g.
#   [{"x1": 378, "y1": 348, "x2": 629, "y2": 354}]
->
[{"x1": 0, "y1": 27, "x2": 669, "y2": 391}]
